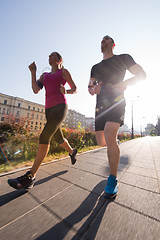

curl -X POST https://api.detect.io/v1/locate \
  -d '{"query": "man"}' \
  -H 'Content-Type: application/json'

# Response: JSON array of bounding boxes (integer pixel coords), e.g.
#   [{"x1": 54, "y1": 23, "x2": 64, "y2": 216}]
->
[{"x1": 88, "y1": 35, "x2": 146, "y2": 198}]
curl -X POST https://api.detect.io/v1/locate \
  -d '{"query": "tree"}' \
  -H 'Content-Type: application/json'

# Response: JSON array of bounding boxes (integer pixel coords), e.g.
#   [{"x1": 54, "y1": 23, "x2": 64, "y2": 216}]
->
[
  {"x1": 144, "y1": 123, "x2": 156, "y2": 136},
  {"x1": 155, "y1": 118, "x2": 160, "y2": 136}
]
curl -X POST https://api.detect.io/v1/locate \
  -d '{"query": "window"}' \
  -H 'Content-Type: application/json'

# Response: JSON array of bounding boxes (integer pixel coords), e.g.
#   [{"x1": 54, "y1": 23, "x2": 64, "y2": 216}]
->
[
  {"x1": 18, "y1": 103, "x2": 21, "y2": 107},
  {"x1": 4, "y1": 100, "x2": 7, "y2": 105},
  {"x1": 1, "y1": 117, "x2": 4, "y2": 121},
  {"x1": 36, "y1": 122, "x2": 38, "y2": 125},
  {"x1": 41, "y1": 109, "x2": 43, "y2": 112},
  {"x1": 33, "y1": 107, "x2": 35, "y2": 111},
  {"x1": 28, "y1": 106, "x2": 30, "y2": 110},
  {"x1": 7, "y1": 109, "x2": 9, "y2": 115},
  {"x1": 37, "y1": 108, "x2": 39, "y2": 112},
  {"x1": 17, "y1": 111, "x2": 20, "y2": 115},
  {"x1": 36, "y1": 115, "x2": 38, "y2": 119},
  {"x1": 40, "y1": 115, "x2": 43, "y2": 120},
  {"x1": 3, "y1": 108, "x2": 5, "y2": 114}
]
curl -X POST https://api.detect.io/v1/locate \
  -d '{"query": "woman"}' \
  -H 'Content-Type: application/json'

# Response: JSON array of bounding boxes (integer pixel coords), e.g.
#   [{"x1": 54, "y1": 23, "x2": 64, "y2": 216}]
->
[{"x1": 8, "y1": 52, "x2": 77, "y2": 190}]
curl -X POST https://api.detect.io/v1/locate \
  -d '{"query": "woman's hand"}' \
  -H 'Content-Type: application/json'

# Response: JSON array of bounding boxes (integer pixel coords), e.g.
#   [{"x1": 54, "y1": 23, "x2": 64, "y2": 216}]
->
[
  {"x1": 60, "y1": 84, "x2": 67, "y2": 94},
  {"x1": 28, "y1": 62, "x2": 37, "y2": 73}
]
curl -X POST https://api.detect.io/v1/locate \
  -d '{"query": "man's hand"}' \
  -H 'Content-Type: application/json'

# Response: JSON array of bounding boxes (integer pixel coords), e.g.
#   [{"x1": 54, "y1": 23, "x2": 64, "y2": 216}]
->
[
  {"x1": 112, "y1": 81, "x2": 127, "y2": 93},
  {"x1": 28, "y1": 62, "x2": 37, "y2": 73},
  {"x1": 94, "y1": 81, "x2": 103, "y2": 94}
]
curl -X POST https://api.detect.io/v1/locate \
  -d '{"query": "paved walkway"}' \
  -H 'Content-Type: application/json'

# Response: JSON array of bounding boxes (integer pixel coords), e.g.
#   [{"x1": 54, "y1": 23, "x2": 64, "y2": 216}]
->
[{"x1": 0, "y1": 136, "x2": 160, "y2": 240}]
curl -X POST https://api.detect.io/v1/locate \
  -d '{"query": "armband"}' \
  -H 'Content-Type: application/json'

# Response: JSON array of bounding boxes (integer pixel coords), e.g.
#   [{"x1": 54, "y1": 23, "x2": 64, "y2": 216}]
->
[{"x1": 36, "y1": 80, "x2": 43, "y2": 89}]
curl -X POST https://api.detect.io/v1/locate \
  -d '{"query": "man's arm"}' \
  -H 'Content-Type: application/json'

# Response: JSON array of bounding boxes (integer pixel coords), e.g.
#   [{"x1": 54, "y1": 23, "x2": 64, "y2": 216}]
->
[
  {"x1": 88, "y1": 78, "x2": 103, "y2": 95},
  {"x1": 113, "y1": 63, "x2": 146, "y2": 92},
  {"x1": 125, "y1": 63, "x2": 146, "y2": 86}
]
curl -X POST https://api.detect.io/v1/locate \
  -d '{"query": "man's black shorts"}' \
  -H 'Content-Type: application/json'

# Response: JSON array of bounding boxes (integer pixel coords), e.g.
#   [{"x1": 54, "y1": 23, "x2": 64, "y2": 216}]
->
[{"x1": 95, "y1": 99, "x2": 126, "y2": 131}]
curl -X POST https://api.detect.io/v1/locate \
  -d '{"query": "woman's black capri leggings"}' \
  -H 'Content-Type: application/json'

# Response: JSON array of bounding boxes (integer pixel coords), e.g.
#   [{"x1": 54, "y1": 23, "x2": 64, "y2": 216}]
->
[{"x1": 39, "y1": 103, "x2": 68, "y2": 144}]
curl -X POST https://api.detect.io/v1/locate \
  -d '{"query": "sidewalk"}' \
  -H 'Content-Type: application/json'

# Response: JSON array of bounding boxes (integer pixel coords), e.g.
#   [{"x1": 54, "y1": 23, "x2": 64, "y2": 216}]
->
[{"x1": 0, "y1": 136, "x2": 160, "y2": 240}]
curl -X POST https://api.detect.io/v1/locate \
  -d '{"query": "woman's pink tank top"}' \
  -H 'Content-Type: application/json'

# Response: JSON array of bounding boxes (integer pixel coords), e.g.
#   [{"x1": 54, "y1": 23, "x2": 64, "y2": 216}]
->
[{"x1": 43, "y1": 69, "x2": 67, "y2": 109}]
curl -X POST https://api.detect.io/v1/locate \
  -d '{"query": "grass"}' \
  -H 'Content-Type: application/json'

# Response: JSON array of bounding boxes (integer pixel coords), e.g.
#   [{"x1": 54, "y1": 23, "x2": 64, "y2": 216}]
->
[{"x1": 0, "y1": 145, "x2": 102, "y2": 174}]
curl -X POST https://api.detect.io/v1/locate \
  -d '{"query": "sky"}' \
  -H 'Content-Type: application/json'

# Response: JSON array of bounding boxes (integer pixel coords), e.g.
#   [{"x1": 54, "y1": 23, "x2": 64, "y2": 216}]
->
[{"x1": 1, "y1": 0, "x2": 160, "y2": 132}]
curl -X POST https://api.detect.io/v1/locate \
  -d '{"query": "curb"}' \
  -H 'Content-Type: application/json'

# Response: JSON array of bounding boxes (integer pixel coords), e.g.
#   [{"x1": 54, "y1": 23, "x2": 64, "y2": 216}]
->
[{"x1": 0, "y1": 146, "x2": 106, "y2": 177}]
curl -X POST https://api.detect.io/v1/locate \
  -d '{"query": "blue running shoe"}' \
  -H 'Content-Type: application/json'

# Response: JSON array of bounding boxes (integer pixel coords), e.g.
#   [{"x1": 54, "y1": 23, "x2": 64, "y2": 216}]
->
[{"x1": 104, "y1": 175, "x2": 118, "y2": 198}]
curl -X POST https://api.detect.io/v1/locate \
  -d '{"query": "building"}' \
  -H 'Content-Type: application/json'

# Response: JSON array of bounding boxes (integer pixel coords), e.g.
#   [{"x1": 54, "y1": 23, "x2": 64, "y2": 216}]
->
[
  {"x1": 0, "y1": 93, "x2": 46, "y2": 131},
  {"x1": 0, "y1": 92, "x2": 95, "y2": 131},
  {"x1": 119, "y1": 124, "x2": 130, "y2": 134},
  {"x1": 85, "y1": 117, "x2": 95, "y2": 131},
  {"x1": 63, "y1": 109, "x2": 86, "y2": 129}
]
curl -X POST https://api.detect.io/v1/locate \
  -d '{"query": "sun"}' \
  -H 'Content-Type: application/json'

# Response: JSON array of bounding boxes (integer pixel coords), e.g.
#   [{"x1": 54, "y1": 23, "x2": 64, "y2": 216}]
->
[{"x1": 124, "y1": 77, "x2": 160, "y2": 128}]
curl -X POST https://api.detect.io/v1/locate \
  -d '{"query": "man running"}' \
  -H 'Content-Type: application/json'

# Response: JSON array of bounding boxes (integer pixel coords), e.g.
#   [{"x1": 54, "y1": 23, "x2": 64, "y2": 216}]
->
[{"x1": 88, "y1": 35, "x2": 146, "y2": 198}]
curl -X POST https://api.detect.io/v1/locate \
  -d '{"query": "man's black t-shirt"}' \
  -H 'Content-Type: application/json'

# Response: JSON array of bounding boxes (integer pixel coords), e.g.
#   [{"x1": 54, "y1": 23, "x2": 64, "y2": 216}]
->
[{"x1": 90, "y1": 54, "x2": 136, "y2": 109}]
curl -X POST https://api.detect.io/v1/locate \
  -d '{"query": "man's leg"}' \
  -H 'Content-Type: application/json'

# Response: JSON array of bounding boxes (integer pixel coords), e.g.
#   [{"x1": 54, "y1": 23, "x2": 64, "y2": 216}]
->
[
  {"x1": 104, "y1": 122, "x2": 120, "y2": 177},
  {"x1": 95, "y1": 130, "x2": 106, "y2": 147}
]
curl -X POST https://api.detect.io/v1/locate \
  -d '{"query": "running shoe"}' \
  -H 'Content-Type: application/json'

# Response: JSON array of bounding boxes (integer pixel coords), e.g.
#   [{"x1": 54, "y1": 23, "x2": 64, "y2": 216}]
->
[
  {"x1": 69, "y1": 148, "x2": 77, "y2": 165},
  {"x1": 104, "y1": 175, "x2": 118, "y2": 198},
  {"x1": 8, "y1": 171, "x2": 35, "y2": 190}
]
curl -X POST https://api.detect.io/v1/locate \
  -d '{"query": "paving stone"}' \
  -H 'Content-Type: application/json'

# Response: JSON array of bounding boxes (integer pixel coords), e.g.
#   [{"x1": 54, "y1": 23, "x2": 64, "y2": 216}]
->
[
  {"x1": 126, "y1": 165, "x2": 157, "y2": 178},
  {"x1": 45, "y1": 184, "x2": 106, "y2": 233},
  {"x1": 120, "y1": 171, "x2": 159, "y2": 193},
  {"x1": 0, "y1": 204, "x2": 76, "y2": 240},
  {"x1": 115, "y1": 183, "x2": 160, "y2": 221},
  {"x1": 82, "y1": 201, "x2": 160, "y2": 240}
]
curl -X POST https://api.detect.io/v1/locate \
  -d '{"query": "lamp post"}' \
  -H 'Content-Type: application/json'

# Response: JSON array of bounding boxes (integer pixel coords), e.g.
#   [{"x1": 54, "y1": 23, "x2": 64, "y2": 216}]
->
[{"x1": 131, "y1": 100, "x2": 134, "y2": 139}]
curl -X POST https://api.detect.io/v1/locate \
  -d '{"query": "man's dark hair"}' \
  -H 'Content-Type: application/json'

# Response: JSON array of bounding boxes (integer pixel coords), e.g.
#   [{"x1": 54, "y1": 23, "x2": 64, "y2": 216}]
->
[{"x1": 104, "y1": 35, "x2": 115, "y2": 44}]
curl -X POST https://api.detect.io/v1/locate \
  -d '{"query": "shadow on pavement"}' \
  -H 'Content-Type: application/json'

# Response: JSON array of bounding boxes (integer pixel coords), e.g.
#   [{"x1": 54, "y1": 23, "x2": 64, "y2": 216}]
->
[
  {"x1": 34, "y1": 170, "x2": 68, "y2": 187},
  {"x1": 36, "y1": 180, "x2": 115, "y2": 240},
  {"x1": 0, "y1": 189, "x2": 27, "y2": 207},
  {"x1": 119, "y1": 155, "x2": 130, "y2": 165},
  {"x1": 0, "y1": 170, "x2": 68, "y2": 207}
]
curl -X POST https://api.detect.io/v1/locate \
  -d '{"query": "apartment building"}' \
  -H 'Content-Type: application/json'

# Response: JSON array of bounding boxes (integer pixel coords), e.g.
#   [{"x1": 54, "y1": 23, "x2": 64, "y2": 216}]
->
[
  {"x1": 85, "y1": 117, "x2": 95, "y2": 131},
  {"x1": 0, "y1": 93, "x2": 46, "y2": 131},
  {"x1": 63, "y1": 109, "x2": 86, "y2": 129},
  {"x1": 0, "y1": 92, "x2": 95, "y2": 131}
]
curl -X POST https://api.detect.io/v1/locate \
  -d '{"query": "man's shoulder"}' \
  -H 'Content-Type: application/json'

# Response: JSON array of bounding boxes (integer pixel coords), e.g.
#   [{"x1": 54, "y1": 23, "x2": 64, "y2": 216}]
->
[
  {"x1": 115, "y1": 53, "x2": 131, "y2": 59},
  {"x1": 92, "y1": 61, "x2": 102, "y2": 68},
  {"x1": 91, "y1": 61, "x2": 104, "y2": 71}
]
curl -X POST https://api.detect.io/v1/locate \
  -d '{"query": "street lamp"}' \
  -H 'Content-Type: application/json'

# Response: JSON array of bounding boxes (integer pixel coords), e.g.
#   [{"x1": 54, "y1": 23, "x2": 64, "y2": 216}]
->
[
  {"x1": 131, "y1": 100, "x2": 134, "y2": 139},
  {"x1": 131, "y1": 96, "x2": 140, "y2": 139}
]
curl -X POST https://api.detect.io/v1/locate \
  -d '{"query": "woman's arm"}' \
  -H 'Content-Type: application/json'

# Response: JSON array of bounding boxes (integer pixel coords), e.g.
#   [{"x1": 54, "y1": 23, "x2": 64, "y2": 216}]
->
[
  {"x1": 61, "y1": 69, "x2": 77, "y2": 94},
  {"x1": 28, "y1": 62, "x2": 43, "y2": 94}
]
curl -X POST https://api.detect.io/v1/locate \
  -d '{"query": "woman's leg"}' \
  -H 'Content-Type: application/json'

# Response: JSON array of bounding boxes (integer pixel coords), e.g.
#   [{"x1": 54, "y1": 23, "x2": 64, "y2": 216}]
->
[
  {"x1": 54, "y1": 128, "x2": 77, "y2": 164},
  {"x1": 59, "y1": 138, "x2": 73, "y2": 154},
  {"x1": 30, "y1": 144, "x2": 50, "y2": 177}
]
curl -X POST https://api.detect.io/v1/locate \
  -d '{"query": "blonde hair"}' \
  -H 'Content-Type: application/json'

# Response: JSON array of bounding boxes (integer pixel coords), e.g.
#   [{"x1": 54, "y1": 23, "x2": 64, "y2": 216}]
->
[{"x1": 55, "y1": 52, "x2": 64, "y2": 69}]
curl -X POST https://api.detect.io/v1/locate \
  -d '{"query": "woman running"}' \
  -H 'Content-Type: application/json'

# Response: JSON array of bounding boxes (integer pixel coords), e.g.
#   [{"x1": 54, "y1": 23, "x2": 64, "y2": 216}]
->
[{"x1": 8, "y1": 52, "x2": 77, "y2": 189}]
